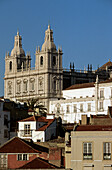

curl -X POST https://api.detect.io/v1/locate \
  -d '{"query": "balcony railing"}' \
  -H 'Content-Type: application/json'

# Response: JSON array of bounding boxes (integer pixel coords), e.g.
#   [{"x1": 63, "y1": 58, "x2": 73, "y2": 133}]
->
[
  {"x1": 19, "y1": 130, "x2": 32, "y2": 137},
  {"x1": 103, "y1": 153, "x2": 111, "y2": 160},
  {"x1": 83, "y1": 153, "x2": 92, "y2": 160}
]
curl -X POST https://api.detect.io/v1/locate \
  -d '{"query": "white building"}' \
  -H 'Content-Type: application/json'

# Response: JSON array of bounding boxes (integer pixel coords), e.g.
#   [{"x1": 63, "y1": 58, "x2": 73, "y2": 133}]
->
[
  {"x1": 0, "y1": 100, "x2": 10, "y2": 145},
  {"x1": 50, "y1": 77, "x2": 112, "y2": 123},
  {"x1": 4, "y1": 25, "x2": 63, "y2": 112},
  {"x1": 17, "y1": 115, "x2": 56, "y2": 142}
]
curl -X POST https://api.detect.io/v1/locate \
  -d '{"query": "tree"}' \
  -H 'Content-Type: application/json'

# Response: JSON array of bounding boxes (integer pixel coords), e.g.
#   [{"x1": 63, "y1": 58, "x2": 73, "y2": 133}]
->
[{"x1": 26, "y1": 98, "x2": 47, "y2": 117}]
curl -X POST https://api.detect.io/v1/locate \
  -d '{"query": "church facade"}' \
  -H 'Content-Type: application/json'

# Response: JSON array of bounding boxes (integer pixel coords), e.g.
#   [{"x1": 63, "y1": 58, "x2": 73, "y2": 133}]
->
[{"x1": 4, "y1": 25, "x2": 63, "y2": 111}]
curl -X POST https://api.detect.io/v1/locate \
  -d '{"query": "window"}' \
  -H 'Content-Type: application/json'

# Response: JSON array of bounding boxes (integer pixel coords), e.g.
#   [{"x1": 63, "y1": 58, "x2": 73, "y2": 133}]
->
[
  {"x1": 31, "y1": 81, "x2": 34, "y2": 91},
  {"x1": 4, "y1": 129, "x2": 8, "y2": 138},
  {"x1": 24, "y1": 124, "x2": 31, "y2": 135},
  {"x1": 66, "y1": 105, "x2": 70, "y2": 113},
  {"x1": 53, "y1": 56, "x2": 56, "y2": 66},
  {"x1": 80, "y1": 104, "x2": 83, "y2": 112},
  {"x1": 40, "y1": 56, "x2": 43, "y2": 66},
  {"x1": 9, "y1": 61, "x2": 12, "y2": 71},
  {"x1": 23, "y1": 80, "x2": 28, "y2": 92},
  {"x1": 0, "y1": 154, "x2": 7, "y2": 168},
  {"x1": 17, "y1": 154, "x2": 28, "y2": 161},
  {"x1": 99, "y1": 101, "x2": 103, "y2": 111},
  {"x1": 73, "y1": 104, "x2": 77, "y2": 113},
  {"x1": 87, "y1": 103, "x2": 91, "y2": 112},
  {"x1": 103, "y1": 142, "x2": 111, "y2": 160},
  {"x1": 83, "y1": 142, "x2": 92, "y2": 160},
  {"x1": 54, "y1": 80, "x2": 56, "y2": 92},
  {"x1": 100, "y1": 89, "x2": 104, "y2": 98},
  {"x1": 17, "y1": 82, "x2": 21, "y2": 93},
  {"x1": 8, "y1": 81, "x2": 12, "y2": 94},
  {"x1": 4, "y1": 115, "x2": 8, "y2": 127}
]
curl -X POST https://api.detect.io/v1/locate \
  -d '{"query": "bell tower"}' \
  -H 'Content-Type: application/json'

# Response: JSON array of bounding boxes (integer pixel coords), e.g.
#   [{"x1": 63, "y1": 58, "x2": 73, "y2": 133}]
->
[
  {"x1": 5, "y1": 30, "x2": 31, "y2": 75},
  {"x1": 35, "y1": 25, "x2": 63, "y2": 110}
]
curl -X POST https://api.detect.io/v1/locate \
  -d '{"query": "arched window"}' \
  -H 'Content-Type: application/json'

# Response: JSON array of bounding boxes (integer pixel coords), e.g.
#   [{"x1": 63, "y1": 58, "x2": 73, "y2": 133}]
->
[
  {"x1": 53, "y1": 56, "x2": 56, "y2": 66},
  {"x1": 54, "y1": 79, "x2": 56, "y2": 92},
  {"x1": 9, "y1": 61, "x2": 12, "y2": 71},
  {"x1": 40, "y1": 56, "x2": 43, "y2": 66}
]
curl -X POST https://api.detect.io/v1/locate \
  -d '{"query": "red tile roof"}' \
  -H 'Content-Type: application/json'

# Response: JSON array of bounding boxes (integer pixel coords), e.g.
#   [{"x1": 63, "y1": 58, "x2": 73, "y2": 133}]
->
[
  {"x1": 75, "y1": 125, "x2": 112, "y2": 131},
  {"x1": 98, "y1": 61, "x2": 112, "y2": 70},
  {"x1": 65, "y1": 78, "x2": 112, "y2": 90},
  {"x1": 65, "y1": 82, "x2": 95, "y2": 90},
  {"x1": 18, "y1": 116, "x2": 48, "y2": 123},
  {"x1": 37, "y1": 119, "x2": 55, "y2": 131},
  {"x1": 0, "y1": 137, "x2": 40, "y2": 153},
  {"x1": 18, "y1": 157, "x2": 56, "y2": 169}
]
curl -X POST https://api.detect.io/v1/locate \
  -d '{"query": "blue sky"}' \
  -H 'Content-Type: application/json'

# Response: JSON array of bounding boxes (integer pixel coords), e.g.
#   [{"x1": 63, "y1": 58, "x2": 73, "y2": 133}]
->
[{"x1": 0, "y1": 0, "x2": 112, "y2": 96}]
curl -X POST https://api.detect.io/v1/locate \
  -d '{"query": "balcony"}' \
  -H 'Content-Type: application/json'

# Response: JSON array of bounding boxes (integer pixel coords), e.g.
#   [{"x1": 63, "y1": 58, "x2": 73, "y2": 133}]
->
[
  {"x1": 18, "y1": 130, "x2": 32, "y2": 137},
  {"x1": 103, "y1": 153, "x2": 111, "y2": 160},
  {"x1": 83, "y1": 153, "x2": 92, "y2": 160}
]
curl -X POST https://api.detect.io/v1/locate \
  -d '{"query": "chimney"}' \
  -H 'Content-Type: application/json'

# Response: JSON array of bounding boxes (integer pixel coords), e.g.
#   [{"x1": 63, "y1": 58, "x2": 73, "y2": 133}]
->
[{"x1": 81, "y1": 115, "x2": 87, "y2": 125}]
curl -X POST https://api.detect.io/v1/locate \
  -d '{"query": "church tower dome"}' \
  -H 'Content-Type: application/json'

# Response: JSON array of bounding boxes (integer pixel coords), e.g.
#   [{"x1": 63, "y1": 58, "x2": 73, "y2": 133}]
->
[
  {"x1": 11, "y1": 30, "x2": 25, "y2": 57},
  {"x1": 41, "y1": 25, "x2": 56, "y2": 51}
]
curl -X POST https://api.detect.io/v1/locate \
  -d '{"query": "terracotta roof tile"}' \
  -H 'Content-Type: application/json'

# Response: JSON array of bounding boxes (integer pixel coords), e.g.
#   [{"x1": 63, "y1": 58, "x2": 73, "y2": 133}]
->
[
  {"x1": 75, "y1": 125, "x2": 112, "y2": 131},
  {"x1": 18, "y1": 116, "x2": 48, "y2": 122},
  {"x1": 0, "y1": 137, "x2": 40, "y2": 153},
  {"x1": 37, "y1": 119, "x2": 55, "y2": 131},
  {"x1": 65, "y1": 78, "x2": 112, "y2": 90},
  {"x1": 18, "y1": 157, "x2": 56, "y2": 169},
  {"x1": 99, "y1": 61, "x2": 112, "y2": 70},
  {"x1": 65, "y1": 82, "x2": 95, "y2": 90}
]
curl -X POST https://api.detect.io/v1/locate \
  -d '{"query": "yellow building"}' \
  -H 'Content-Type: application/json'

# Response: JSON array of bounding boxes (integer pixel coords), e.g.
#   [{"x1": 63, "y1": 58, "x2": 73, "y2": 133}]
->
[{"x1": 71, "y1": 125, "x2": 112, "y2": 170}]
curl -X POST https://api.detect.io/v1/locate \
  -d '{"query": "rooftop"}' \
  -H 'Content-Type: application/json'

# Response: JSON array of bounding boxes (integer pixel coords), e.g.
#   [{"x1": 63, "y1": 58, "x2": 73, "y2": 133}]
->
[
  {"x1": 75, "y1": 125, "x2": 112, "y2": 131},
  {"x1": 0, "y1": 137, "x2": 40, "y2": 153}
]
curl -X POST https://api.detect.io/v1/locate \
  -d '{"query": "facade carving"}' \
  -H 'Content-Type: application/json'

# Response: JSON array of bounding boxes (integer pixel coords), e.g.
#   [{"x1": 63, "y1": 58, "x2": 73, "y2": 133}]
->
[{"x1": 4, "y1": 25, "x2": 63, "y2": 111}]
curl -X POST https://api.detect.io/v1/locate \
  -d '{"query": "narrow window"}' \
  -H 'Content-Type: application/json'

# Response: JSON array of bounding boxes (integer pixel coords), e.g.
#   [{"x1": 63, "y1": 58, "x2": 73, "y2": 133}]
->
[
  {"x1": 66, "y1": 105, "x2": 70, "y2": 113},
  {"x1": 32, "y1": 81, "x2": 34, "y2": 91},
  {"x1": 73, "y1": 104, "x2": 77, "y2": 113},
  {"x1": 17, "y1": 83, "x2": 21, "y2": 93},
  {"x1": 40, "y1": 56, "x2": 43, "y2": 66},
  {"x1": 54, "y1": 80, "x2": 56, "y2": 92},
  {"x1": 99, "y1": 101, "x2": 103, "y2": 111},
  {"x1": 23, "y1": 81, "x2": 27, "y2": 92},
  {"x1": 80, "y1": 104, "x2": 83, "y2": 112},
  {"x1": 87, "y1": 103, "x2": 91, "y2": 112},
  {"x1": 83, "y1": 142, "x2": 92, "y2": 160},
  {"x1": 17, "y1": 154, "x2": 22, "y2": 161},
  {"x1": 53, "y1": 56, "x2": 56, "y2": 66},
  {"x1": 9, "y1": 61, "x2": 12, "y2": 71},
  {"x1": 24, "y1": 124, "x2": 31, "y2": 136},
  {"x1": 100, "y1": 89, "x2": 104, "y2": 98},
  {"x1": 103, "y1": 142, "x2": 111, "y2": 160}
]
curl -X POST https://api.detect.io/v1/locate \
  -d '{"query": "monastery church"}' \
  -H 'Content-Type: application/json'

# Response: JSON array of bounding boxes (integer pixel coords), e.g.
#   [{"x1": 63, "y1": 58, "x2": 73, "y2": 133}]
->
[{"x1": 4, "y1": 25, "x2": 63, "y2": 111}]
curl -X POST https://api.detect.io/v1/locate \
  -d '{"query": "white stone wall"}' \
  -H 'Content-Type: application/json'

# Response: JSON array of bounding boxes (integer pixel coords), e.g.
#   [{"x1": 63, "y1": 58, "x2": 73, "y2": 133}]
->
[
  {"x1": 4, "y1": 26, "x2": 63, "y2": 112},
  {"x1": 32, "y1": 131, "x2": 45, "y2": 142},
  {"x1": 49, "y1": 81, "x2": 112, "y2": 123}
]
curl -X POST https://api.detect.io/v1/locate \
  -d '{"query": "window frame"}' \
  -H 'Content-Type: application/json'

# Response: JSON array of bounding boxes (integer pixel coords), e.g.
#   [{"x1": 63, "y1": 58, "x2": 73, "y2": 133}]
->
[
  {"x1": 24, "y1": 124, "x2": 31, "y2": 136},
  {"x1": 103, "y1": 142, "x2": 111, "y2": 160},
  {"x1": 83, "y1": 142, "x2": 92, "y2": 160},
  {"x1": 17, "y1": 154, "x2": 29, "y2": 161},
  {"x1": 40, "y1": 56, "x2": 43, "y2": 66},
  {"x1": 100, "y1": 89, "x2": 104, "y2": 99},
  {"x1": 80, "y1": 104, "x2": 83, "y2": 112}
]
